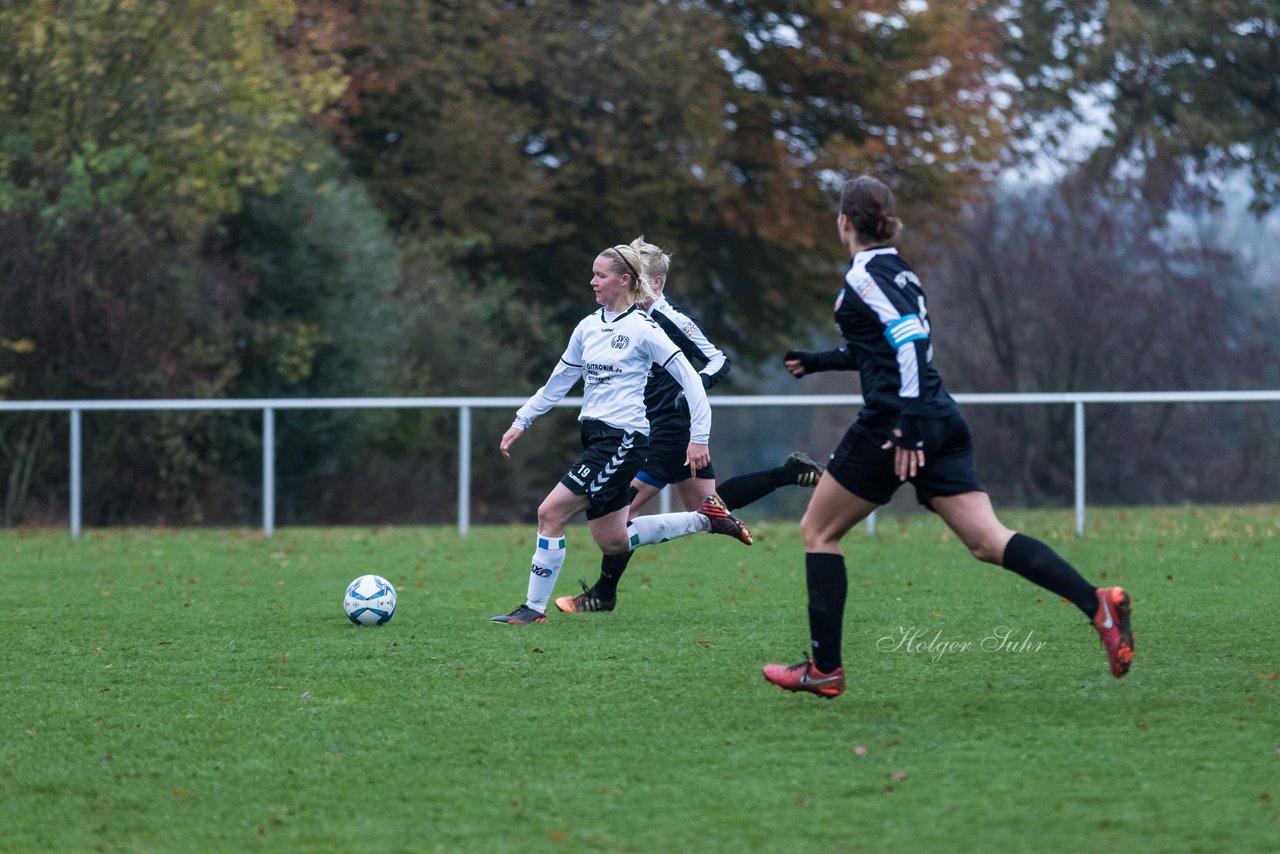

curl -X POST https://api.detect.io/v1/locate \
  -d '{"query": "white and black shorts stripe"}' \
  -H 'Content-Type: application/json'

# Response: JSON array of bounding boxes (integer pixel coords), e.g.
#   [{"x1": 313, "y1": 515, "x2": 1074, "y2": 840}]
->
[{"x1": 560, "y1": 419, "x2": 650, "y2": 520}]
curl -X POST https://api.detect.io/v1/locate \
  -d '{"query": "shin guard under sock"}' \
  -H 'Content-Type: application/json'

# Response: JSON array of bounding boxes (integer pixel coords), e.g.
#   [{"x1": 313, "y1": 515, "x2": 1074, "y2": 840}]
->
[
  {"x1": 594, "y1": 551, "x2": 633, "y2": 599},
  {"x1": 524, "y1": 533, "x2": 566, "y2": 612},
  {"x1": 1001, "y1": 532, "x2": 1097, "y2": 617},
  {"x1": 715, "y1": 471, "x2": 778, "y2": 511},
  {"x1": 806, "y1": 552, "x2": 848, "y2": 673}
]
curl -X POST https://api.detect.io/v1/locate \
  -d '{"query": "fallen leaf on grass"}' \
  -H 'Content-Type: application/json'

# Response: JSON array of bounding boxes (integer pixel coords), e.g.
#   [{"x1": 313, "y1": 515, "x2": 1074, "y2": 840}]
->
[
  {"x1": 1256, "y1": 674, "x2": 1279, "y2": 680},
  {"x1": 531, "y1": 648, "x2": 544, "y2": 654},
  {"x1": 890, "y1": 771, "x2": 908, "y2": 781},
  {"x1": 172, "y1": 788, "x2": 189, "y2": 798},
  {"x1": 854, "y1": 745, "x2": 868, "y2": 756}
]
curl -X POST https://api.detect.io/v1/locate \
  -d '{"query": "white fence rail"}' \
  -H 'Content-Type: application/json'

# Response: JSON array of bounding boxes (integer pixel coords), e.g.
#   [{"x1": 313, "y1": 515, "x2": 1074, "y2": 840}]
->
[{"x1": 4, "y1": 391, "x2": 1280, "y2": 537}]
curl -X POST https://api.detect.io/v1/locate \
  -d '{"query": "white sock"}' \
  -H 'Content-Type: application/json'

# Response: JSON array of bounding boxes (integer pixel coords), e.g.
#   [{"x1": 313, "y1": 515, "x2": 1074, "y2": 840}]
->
[
  {"x1": 524, "y1": 532, "x2": 566, "y2": 612},
  {"x1": 627, "y1": 512, "x2": 708, "y2": 548}
]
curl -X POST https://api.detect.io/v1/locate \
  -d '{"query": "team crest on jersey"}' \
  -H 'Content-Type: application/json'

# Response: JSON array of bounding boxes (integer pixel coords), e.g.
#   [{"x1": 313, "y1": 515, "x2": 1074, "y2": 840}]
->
[
  {"x1": 610, "y1": 334, "x2": 630, "y2": 349},
  {"x1": 682, "y1": 322, "x2": 698, "y2": 336}
]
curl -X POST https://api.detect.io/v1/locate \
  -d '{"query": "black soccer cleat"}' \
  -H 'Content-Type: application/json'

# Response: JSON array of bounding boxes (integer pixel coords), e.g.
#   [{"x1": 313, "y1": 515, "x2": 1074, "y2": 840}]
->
[
  {"x1": 782, "y1": 451, "x2": 825, "y2": 487},
  {"x1": 490, "y1": 604, "x2": 548, "y2": 624},
  {"x1": 555, "y1": 580, "x2": 617, "y2": 613}
]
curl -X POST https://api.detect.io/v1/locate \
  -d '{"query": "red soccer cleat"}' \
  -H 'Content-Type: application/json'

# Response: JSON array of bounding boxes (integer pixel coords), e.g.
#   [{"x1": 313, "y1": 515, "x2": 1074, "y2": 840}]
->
[
  {"x1": 697, "y1": 495, "x2": 753, "y2": 545},
  {"x1": 762, "y1": 655, "x2": 845, "y2": 698},
  {"x1": 1092, "y1": 586, "x2": 1134, "y2": 678}
]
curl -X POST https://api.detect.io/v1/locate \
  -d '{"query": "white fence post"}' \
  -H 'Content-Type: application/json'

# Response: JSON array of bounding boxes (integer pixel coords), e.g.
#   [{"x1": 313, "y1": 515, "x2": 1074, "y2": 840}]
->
[
  {"x1": 458, "y1": 406, "x2": 472, "y2": 537},
  {"x1": 70, "y1": 408, "x2": 82, "y2": 539},
  {"x1": 1074, "y1": 401, "x2": 1085, "y2": 536},
  {"x1": 262, "y1": 407, "x2": 275, "y2": 537}
]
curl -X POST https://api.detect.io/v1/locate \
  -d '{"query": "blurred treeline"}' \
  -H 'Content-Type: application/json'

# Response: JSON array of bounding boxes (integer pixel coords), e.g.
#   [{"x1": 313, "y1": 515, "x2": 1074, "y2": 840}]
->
[{"x1": 2, "y1": 1, "x2": 1279, "y2": 526}]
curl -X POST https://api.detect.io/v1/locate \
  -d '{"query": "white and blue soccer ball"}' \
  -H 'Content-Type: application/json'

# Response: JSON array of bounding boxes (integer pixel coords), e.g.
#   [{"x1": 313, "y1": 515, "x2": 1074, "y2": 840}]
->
[{"x1": 343, "y1": 574, "x2": 397, "y2": 626}]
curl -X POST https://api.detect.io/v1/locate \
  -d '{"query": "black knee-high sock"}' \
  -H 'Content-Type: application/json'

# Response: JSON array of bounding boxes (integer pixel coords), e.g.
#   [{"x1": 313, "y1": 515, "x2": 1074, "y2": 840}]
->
[
  {"x1": 717, "y1": 468, "x2": 783, "y2": 511},
  {"x1": 1001, "y1": 533, "x2": 1097, "y2": 617},
  {"x1": 593, "y1": 551, "x2": 633, "y2": 599},
  {"x1": 806, "y1": 552, "x2": 847, "y2": 673}
]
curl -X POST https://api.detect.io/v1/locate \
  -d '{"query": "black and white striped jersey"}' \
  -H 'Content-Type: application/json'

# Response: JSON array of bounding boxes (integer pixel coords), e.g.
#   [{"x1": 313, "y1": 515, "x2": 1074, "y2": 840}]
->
[
  {"x1": 644, "y1": 295, "x2": 731, "y2": 429},
  {"x1": 512, "y1": 303, "x2": 712, "y2": 442},
  {"x1": 835, "y1": 247, "x2": 958, "y2": 430}
]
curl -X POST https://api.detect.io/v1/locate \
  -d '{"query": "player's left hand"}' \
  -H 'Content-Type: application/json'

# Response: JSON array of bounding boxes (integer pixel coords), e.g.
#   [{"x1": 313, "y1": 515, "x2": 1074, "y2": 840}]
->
[
  {"x1": 684, "y1": 442, "x2": 710, "y2": 478},
  {"x1": 880, "y1": 425, "x2": 924, "y2": 481}
]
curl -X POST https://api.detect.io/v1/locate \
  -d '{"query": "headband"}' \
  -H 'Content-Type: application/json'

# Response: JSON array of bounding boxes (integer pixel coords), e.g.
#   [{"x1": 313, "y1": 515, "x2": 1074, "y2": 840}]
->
[{"x1": 611, "y1": 246, "x2": 642, "y2": 283}]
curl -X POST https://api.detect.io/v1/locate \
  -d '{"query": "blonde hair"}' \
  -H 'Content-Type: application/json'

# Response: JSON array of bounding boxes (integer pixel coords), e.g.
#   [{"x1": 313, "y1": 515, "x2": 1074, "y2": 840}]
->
[
  {"x1": 603, "y1": 244, "x2": 657, "y2": 304},
  {"x1": 628, "y1": 235, "x2": 671, "y2": 283}
]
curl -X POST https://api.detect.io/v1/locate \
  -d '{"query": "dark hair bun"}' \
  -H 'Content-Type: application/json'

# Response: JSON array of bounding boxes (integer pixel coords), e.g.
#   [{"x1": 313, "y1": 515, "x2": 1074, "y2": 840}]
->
[{"x1": 841, "y1": 176, "x2": 902, "y2": 242}]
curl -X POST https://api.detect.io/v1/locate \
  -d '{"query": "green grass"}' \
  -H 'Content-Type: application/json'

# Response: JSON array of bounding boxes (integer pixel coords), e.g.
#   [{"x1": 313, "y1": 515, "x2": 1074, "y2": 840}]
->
[{"x1": 2, "y1": 506, "x2": 1277, "y2": 852}]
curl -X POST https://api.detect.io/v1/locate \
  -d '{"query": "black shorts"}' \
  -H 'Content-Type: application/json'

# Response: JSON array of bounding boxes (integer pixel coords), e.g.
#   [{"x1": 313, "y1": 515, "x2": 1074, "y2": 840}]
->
[
  {"x1": 560, "y1": 420, "x2": 650, "y2": 520},
  {"x1": 826, "y1": 413, "x2": 986, "y2": 507},
  {"x1": 635, "y1": 418, "x2": 715, "y2": 488}
]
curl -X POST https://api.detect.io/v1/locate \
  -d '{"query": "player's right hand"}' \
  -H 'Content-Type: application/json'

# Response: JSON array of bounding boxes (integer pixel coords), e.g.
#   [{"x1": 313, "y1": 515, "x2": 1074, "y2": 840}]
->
[
  {"x1": 783, "y1": 349, "x2": 813, "y2": 377},
  {"x1": 499, "y1": 427, "x2": 524, "y2": 460}
]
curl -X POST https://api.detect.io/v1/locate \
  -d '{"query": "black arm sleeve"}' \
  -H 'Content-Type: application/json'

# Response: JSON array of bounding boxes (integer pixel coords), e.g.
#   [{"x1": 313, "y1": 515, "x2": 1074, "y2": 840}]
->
[{"x1": 784, "y1": 347, "x2": 859, "y2": 374}]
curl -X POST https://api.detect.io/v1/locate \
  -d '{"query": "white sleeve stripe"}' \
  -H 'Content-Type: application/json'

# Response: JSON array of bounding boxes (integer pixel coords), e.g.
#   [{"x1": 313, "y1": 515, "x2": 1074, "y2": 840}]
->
[
  {"x1": 897, "y1": 346, "x2": 921, "y2": 397},
  {"x1": 884, "y1": 315, "x2": 928, "y2": 349}
]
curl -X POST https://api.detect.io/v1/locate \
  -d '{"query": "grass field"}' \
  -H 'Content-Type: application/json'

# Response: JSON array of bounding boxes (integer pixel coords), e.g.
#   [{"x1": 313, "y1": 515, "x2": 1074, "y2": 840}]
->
[{"x1": 3, "y1": 506, "x2": 1277, "y2": 852}]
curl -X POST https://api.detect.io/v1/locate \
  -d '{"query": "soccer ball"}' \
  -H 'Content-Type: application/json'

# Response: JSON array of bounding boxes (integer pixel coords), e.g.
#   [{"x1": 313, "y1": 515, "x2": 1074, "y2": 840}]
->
[{"x1": 343, "y1": 574, "x2": 397, "y2": 626}]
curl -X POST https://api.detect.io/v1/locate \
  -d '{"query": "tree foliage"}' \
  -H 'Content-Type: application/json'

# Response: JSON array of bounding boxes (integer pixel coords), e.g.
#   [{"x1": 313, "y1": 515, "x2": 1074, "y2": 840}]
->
[
  {"x1": 3, "y1": 0, "x2": 1279, "y2": 524},
  {"x1": 927, "y1": 173, "x2": 1280, "y2": 504},
  {"x1": 1001, "y1": 0, "x2": 1280, "y2": 211},
  {"x1": 297, "y1": 0, "x2": 1011, "y2": 359},
  {"x1": 0, "y1": 0, "x2": 344, "y2": 235}
]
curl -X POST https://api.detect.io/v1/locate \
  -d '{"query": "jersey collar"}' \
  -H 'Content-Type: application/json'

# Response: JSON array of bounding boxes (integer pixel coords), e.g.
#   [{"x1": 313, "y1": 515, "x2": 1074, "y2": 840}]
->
[{"x1": 598, "y1": 303, "x2": 643, "y2": 323}]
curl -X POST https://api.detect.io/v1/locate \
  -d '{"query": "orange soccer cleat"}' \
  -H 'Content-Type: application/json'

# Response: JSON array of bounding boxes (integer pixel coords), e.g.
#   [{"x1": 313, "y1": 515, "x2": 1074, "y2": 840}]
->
[
  {"x1": 1092, "y1": 586, "x2": 1134, "y2": 678},
  {"x1": 762, "y1": 655, "x2": 846, "y2": 698}
]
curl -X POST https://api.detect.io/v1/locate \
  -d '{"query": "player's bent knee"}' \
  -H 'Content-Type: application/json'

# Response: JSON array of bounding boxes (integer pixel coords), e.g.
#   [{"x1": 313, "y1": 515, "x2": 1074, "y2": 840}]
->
[
  {"x1": 593, "y1": 532, "x2": 631, "y2": 554},
  {"x1": 965, "y1": 533, "x2": 1012, "y2": 565},
  {"x1": 799, "y1": 514, "x2": 838, "y2": 553},
  {"x1": 536, "y1": 503, "x2": 574, "y2": 533}
]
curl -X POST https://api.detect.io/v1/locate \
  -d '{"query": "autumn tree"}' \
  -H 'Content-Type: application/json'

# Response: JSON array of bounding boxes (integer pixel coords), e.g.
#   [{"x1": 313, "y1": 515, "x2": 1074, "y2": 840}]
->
[
  {"x1": 300, "y1": 0, "x2": 1012, "y2": 362},
  {"x1": 926, "y1": 174, "x2": 1280, "y2": 505},
  {"x1": 1000, "y1": 0, "x2": 1280, "y2": 212},
  {"x1": 0, "y1": 1, "x2": 365, "y2": 524}
]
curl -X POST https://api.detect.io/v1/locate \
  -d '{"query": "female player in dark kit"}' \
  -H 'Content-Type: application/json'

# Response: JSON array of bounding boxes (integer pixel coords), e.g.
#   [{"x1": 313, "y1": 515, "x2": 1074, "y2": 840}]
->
[{"x1": 761, "y1": 176, "x2": 1134, "y2": 697}]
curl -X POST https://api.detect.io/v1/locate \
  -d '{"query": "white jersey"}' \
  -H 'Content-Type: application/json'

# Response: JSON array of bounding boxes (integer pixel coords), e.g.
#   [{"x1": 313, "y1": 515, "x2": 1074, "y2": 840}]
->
[{"x1": 512, "y1": 304, "x2": 712, "y2": 442}]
